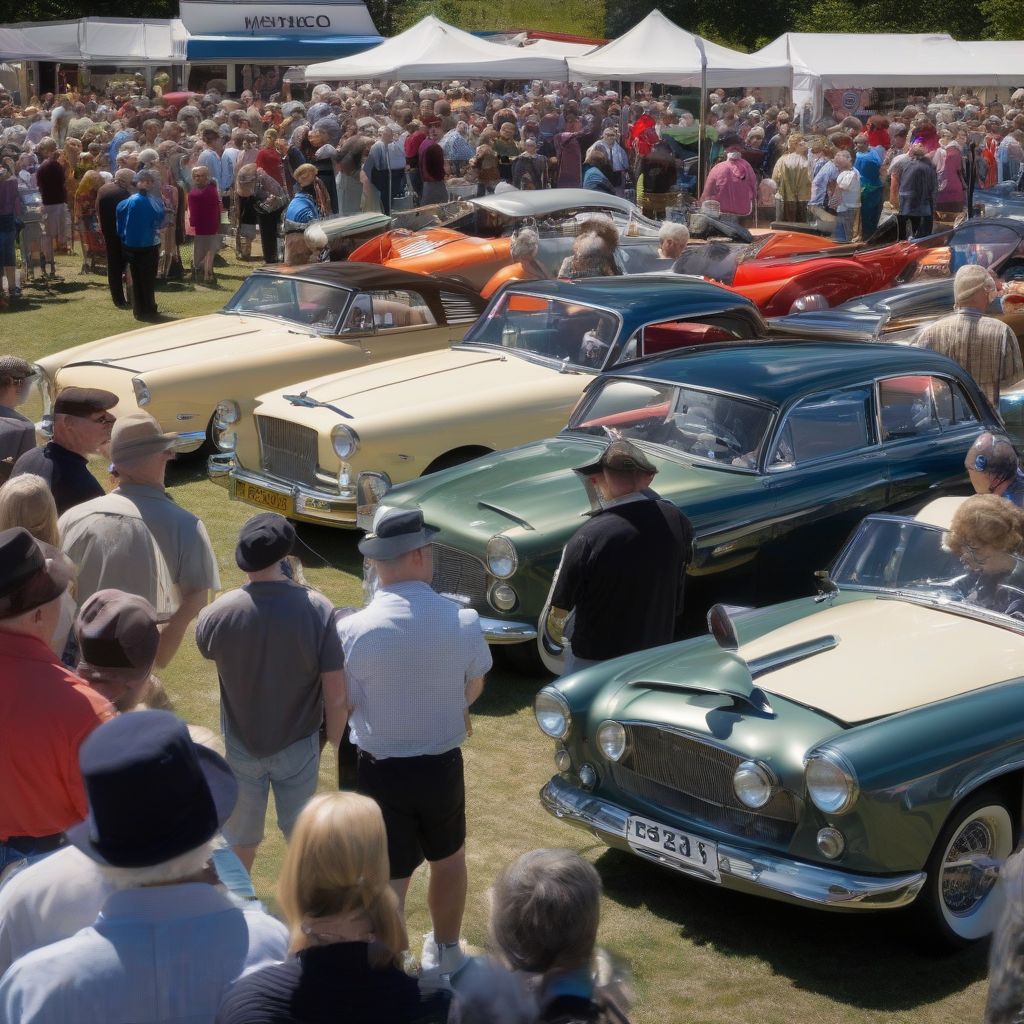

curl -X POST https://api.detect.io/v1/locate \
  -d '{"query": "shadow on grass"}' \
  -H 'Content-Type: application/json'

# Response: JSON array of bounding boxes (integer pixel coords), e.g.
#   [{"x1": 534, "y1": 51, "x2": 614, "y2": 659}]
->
[
  {"x1": 294, "y1": 522, "x2": 363, "y2": 576},
  {"x1": 166, "y1": 455, "x2": 211, "y2": 486},
  {"x1": 473, "y1": 664, "x2": 543, "y2": 718},
  {"x1": 594, "y1": 847, "x2": 987, "y2": 1011}
]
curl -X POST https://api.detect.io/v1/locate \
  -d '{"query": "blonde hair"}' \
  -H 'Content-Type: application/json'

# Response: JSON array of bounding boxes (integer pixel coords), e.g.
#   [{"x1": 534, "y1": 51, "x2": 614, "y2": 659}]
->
[
  {"x1": 945, "y1": 494, "x2": 1024, "y2": 558},
  {"x1": 0, "y1": 473, "x2": 59, "y2": 546},
  {"x1": 277, "y1": 792, "x2": 407, "y2": 966}
]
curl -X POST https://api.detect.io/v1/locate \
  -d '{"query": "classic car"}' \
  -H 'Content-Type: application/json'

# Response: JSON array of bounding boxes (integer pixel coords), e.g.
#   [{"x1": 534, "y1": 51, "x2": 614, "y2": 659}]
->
[
  {"x1": 207, "y1": 277, "x2": 773, "y2": 525},
  {"x1": 536, "y1": 495, "x2": 1023, "y2": 947},
  {"x1": 32, "y1": 264, "x2": 485, "y2": 453},
  {"x1": 369, "y1": 342, "x2": 1001, "y2": 673},
  {"x1": 974, "y1": 183, "x2": 1024, "y2": 221}
]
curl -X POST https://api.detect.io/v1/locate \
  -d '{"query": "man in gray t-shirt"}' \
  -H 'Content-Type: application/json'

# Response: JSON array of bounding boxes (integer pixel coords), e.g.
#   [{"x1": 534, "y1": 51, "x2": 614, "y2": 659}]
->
[{"x1": 196, "y1": 514, "x2": 345, "y2": 872}]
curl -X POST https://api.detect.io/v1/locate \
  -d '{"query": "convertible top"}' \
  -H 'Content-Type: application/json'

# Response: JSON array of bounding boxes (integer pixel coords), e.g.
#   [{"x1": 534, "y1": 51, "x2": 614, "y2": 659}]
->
[
  {"x1": 469, "y1": 188, "x2": 641, "y2": 219},
  {"x1": 614, "y1": 340, "x2": 977, "y2": 407},
  {"x1": 249, "y1": 261, "x2": 479, "y2": 298}
]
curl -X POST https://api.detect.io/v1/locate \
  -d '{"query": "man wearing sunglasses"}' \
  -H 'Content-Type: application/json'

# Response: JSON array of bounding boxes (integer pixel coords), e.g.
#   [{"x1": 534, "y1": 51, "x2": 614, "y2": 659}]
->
[
  {"x1": 11, "y1": 387, "x2": 118, "y2": 514},
  {"x1": 0, "y1": 357, "x2": 37, "y2": 481}
]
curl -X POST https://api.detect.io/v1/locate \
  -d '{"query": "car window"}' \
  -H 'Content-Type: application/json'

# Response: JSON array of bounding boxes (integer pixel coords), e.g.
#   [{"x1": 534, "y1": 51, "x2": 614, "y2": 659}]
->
[
  {"x1": 223, "y1": 275, "x2": 351, "y2": 332},
  {"x1": 932, "y1": 377, "x2": 980, "y2": 431},
  {"x1": 770, "y1": 386, "x2": 873, "y2": 466},
  {"x1": 367, "y1": 289, "x2": 436, "y2": 330},
  {"x1": 878, "y1": 375, "x2": 945, "y2": 441},
  {"x1": 463, "y1": 291, "x2": 620, "y2": 370},
  {"x1": 900, "y1": 224, "x2": 1021, "y2": 283},
  {"x1": 340, "y1": 293, "x2": 373, "y2": 333},
  {"x1": 568, "y1": 378, "x2": 773, "y2": 467},
  {"x1": 619, "y1": 320, "x2": 744, "y2": 363}
]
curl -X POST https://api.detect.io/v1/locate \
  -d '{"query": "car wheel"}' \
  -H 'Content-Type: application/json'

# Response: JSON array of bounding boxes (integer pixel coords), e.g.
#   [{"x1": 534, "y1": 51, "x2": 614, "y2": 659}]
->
[
  {"x1": 916, "y1": 788, "x2": 1015, "y2": 950},
  {"x1": 174, "y1": 413, "x2": 217, "y2": 461}
]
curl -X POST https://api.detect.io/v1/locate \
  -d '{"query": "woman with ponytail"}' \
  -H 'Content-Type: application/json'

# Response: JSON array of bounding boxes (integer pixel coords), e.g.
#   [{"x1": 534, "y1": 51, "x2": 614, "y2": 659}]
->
[{"x1": 215, "y1": 792, "x2": 446, "y2": 1023}]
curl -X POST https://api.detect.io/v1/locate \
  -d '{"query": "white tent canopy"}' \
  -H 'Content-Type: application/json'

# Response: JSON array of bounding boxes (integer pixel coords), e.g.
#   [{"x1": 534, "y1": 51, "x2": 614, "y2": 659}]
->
[
  {"x1": 959, "y1": 41, "x2": 1024, "y2": 87},
  {"x1": 507, "y1": 34, "x2": 597, "y2": 58},
  {"x1": 0, "y1": 17, "x2": 186, "y2": 63},
  {"x1": 567, "y1": 9, "x2": 791, "y2": 88},
  {"x1": 304, "y1": 15, "x2": 569, "y2": 82},
  {"x1": 753, "y1": 32, "x2": 1006, "y2": 118}
]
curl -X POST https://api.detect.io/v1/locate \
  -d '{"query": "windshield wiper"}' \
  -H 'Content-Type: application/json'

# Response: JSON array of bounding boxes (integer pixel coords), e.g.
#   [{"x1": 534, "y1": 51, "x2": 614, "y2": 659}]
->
[{"x1": 282, "y1": 391, "x2": 353, "y2": 419}]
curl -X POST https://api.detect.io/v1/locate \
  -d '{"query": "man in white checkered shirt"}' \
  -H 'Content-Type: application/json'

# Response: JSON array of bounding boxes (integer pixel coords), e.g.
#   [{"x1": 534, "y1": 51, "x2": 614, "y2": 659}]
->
[{"x1": 336, "y1": 505, "x2": 491, "y2": 984}]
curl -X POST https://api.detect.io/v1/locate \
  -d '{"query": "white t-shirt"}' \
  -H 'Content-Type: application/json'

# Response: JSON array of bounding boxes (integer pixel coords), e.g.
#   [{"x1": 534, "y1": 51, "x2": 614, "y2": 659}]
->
[{"x1": 836, "y1": 169, "x2": 862, "y2": 211}]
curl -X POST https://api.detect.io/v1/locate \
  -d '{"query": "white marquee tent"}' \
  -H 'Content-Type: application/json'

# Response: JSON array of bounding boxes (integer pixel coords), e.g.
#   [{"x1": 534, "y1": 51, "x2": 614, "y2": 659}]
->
[
  {"x1": 304, "y1": 15, "x2": 570, "y2": 82},
  {"x1": 753, "y1": 32, "x2": 1008, "y2": 118},
  {"x1": 959, "y1": 40, "x2": 1024, "y2": 86},
  {"x1": 567, "y1": 9, "x2": 791, "y2": 88},
  {"x1": 0, "y1": 17, "x2": 186, "y2": 64}
]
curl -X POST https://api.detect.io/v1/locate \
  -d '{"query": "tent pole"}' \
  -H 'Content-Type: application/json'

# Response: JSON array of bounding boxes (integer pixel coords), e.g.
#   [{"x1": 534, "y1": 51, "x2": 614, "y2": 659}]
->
[{"x1": 696, "y1": 37, "x2": 707, "y2": 198}]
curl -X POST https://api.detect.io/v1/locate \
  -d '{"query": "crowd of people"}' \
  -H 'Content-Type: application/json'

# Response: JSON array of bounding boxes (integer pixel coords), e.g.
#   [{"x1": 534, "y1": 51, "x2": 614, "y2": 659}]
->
[{"x1": 1, "y1": 78, "x2": 1023, "y2": 315}]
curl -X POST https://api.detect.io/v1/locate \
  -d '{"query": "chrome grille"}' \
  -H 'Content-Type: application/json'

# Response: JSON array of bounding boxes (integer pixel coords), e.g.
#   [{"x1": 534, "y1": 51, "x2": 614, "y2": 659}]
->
[
  {"x1": 431, "y1": 544, "x2": 487, "y2": 608},
  {"x1": 256, "y1": 417, "x2": 319, "y2": 487},
  {"x1": 611, "y1": 724, "x2": 798, "y2": 846}
]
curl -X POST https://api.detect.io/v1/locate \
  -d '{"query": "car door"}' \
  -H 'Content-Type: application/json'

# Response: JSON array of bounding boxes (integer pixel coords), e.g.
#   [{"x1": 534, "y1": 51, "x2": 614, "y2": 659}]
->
[
  {"x1": 881, "y1": 372, "x2": 981, "y2": 509},
  {"x1": 762, "y1": 383, "x2": 888, "y2": 594}
]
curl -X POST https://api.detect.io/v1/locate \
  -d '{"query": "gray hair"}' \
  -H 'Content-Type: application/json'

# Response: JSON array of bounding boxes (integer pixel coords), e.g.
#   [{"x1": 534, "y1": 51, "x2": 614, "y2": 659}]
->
[
  {"x1": 98, "y1": 839, "x2": 216, "y2": 890},
  {"x1": 134, "y1": 169, "x2": 159, "y2": 186},
  {"x1": 114, "y1": 168, "x2": 136, "y2": 188},
  {"x1": 987, "y1": 849, "x2": 1024, "y2": 1022},
  {"x1": 574, "y1": 233, "x2": 610, "y2": 260},
  {"x1": 658, "y1": 221, "x2": 690, "y2": 245},
  {"x1": 490, "y1": 848, "x2": 601, "y2": 974},
  {"x1": 510, "y1": 228, "x2": 540, "y2": 261}
]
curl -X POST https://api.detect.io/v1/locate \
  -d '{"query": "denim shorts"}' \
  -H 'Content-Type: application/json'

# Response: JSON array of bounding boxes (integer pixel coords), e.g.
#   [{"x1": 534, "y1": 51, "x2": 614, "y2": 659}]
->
[
  {"x1": 0, "y1": 228, "x2": 15, "y2": 268},
  {"x1": 221, "y1": 726, "x2": 320, "y2": 848}
]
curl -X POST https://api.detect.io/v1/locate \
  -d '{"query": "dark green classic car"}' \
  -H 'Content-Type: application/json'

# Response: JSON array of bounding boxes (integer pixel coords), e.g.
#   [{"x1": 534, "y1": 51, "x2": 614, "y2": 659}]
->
[
  {"x1": 537, "y1": 497, "x2": 1022, "y2": 948},
  {"x1": 372, "y1": 342, "x2": 1000, "y2": 673}
]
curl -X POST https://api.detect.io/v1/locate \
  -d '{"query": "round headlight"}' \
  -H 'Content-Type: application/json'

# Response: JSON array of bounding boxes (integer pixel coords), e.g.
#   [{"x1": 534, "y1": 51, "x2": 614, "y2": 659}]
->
[
  {"x1": 788, "y1": 293, "x2": 829, "y2": 314},
  {"x1": 215, "y1": 430, "x2": 237, "y2": 452},
  {"x1": 331, "y1": 424, "x2": 360, "y2": 459},
  {"x1": 534, "y1": 687, "x2": 571, "y2": 740},
  {"x1": 486, "y1": 535, "x2": 518, "y2": 579},
  {"x1": 488, "y1": 581, "x2": 518, "y2": 611},
  {"x1": 733, "y1": 760, "x2": 775, "y2": 809},
  {"x1": 816, "y1": 826, "x2": 846, "y2": 860},
  {"x1": 805, "y1": 750, "x2": 859, "y2": 815},
  {"x1": 597, "y1": 721, "x2": 626, "y2": 762},
  {"x1": 214, "y1": 399, "x2": 239, "y2": 427}
]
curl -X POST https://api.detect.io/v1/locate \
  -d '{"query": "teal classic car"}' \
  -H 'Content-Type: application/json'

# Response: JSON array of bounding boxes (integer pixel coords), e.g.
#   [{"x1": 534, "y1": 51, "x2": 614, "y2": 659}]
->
[
  {"x1": 371, "y1": 342, "x2": 1000, "y2": 673},
  {"x1": 537, "y1": 497, "x2": 1022, "y2": 947}
]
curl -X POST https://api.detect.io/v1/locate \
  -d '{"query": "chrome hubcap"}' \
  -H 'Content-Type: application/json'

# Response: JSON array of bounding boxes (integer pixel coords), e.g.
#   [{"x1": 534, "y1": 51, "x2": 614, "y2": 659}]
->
[{"x1": 941, "y1": 818, "x2": 999, "y2": 916}]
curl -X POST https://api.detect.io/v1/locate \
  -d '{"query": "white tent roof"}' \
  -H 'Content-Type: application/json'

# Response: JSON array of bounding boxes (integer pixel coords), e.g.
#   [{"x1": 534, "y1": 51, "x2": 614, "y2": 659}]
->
[
  {"x1": 959, "y1": 41, "x2": 1024, "y2": 87},
  {"x1": 754, "y1": 33, "x2": 999, "y2": 87},
  {"x1": 1, "y1": 17, "x2": 186, "y2": 63},
  {"x1": 508, "y1": 34, "x2": 597, "y2": 58},
  {"x1": 304, "y1": 15, "x2": 569, "y2": 82},
  {"x1": 567, "y1": 9, "x2": 791, "y2": 87}
]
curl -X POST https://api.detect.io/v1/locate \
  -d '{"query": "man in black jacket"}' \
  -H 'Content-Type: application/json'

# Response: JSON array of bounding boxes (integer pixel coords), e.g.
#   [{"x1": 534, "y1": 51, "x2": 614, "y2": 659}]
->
[
  {"x1": 550, "y1": 438, "x2": 694, "y2": 673},
  {"x1": 96, "y1": 168, "x2": 134, "y2": 309}
]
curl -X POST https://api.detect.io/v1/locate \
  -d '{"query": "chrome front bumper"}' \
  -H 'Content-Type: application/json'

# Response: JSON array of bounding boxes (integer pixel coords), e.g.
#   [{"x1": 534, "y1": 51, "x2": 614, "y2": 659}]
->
[
  {"x1": 540, "y1": 775, "x2": 926, "y2": 911},
  {"x1": 208, "y1": 453, "x2": 358, "y2": 528},
  {"x1": 479, "y1": 617, "x2": 537, "y2": 644}
]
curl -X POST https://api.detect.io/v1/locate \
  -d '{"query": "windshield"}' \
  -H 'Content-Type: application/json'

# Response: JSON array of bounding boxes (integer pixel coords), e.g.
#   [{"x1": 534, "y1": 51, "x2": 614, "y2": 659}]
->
[
  {"x1": 223, "y1": 275, "x2": 351, "y2": 333},
  {"x1": 898, "y1": 223, "x2": 1023, "y2": 284},
  {"x1": 462, "y1": 291, "x2": 622, "y2": 369},
  {"x1": 567, "y1": 376, "x2": 774, "y2": 466},
  {"x1": 833, "y1": 516, "x2": 1024, "y2": 625}
]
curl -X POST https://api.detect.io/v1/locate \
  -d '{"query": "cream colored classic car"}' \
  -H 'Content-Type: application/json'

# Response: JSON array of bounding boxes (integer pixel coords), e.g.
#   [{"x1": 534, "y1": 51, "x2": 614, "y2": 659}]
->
[
  {"x1": 207, "y1": 276, "x2": 771, "y2": 526},
  {"x1": 32, "y1": 264, "x2": 485, "y2": 453}
]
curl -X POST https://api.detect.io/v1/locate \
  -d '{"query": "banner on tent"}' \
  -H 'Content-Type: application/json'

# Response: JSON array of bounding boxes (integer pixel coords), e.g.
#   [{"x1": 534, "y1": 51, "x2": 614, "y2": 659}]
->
[
  {"x1": 180, "y1": 0, "x2": 373, "y2": 37},
  {"x1": 825, "y1": 89, "x2": 871, "y2": 116}
]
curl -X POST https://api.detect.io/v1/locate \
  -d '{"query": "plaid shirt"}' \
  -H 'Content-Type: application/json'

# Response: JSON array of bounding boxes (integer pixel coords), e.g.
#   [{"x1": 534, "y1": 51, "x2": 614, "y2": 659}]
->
[{"x1": 916, "y1": 307, "x2": 1023, "y2": 404}]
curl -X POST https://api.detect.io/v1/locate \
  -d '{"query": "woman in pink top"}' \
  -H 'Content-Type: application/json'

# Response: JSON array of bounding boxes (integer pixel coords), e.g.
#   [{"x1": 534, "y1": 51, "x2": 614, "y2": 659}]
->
[
  {"x1": 934, "y1": 138, "x2": 965, "y2": 213},
  {"x1": 255, "y1": 129, "x2": 286, "y2": 188},
  {"x1": 701, "y1": 150, "x2": 758, "y2": 219},
  {"x1": 187, "y1": 164, "x2": 222, "y2": 283}
]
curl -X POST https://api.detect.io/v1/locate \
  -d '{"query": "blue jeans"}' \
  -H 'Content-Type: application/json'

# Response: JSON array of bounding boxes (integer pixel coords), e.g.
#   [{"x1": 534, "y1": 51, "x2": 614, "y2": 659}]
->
[
  {"x1": 833, "y1": 209, "x2": 857, "y2": 242},
  {"x1": 222, "y1": 725, "x2": 320, "y2": 848}
]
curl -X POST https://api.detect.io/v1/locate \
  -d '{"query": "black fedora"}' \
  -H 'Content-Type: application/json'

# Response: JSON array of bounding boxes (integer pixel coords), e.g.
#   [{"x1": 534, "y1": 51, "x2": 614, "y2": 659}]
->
[
  {"x1": 65, "y1": 710, "x2": 237, "y2": 868},
  {"x1": 0, "y1": 526, "x2": 74, "y2": 620}
]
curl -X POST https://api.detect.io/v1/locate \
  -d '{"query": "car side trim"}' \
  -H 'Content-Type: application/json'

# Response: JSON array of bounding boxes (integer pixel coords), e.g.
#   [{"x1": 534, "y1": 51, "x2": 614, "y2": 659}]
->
[{"x1": 540, "y1": 774, "x2": 926, "y2": 911}]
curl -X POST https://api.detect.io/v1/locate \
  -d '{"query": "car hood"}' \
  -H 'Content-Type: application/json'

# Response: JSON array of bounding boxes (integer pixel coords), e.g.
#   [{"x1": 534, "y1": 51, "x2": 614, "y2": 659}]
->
[
  {"x1": 388, "y1": 434, "x2": 756, "y2": 539},
  {"x1": 39, "y1": 313, "x2": 311, "y2": 377},
  {"x1": 255, "y1": 346, "x2": 564, "y2": 421}
]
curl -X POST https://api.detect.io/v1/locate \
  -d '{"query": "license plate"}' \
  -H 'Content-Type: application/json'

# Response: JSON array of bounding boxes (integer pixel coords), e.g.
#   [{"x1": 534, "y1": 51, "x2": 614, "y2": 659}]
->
[
  {"x1": 234, "y1": 480, "x2": 291, "y2": 514},
  {"x1": 627, "y1": 814, "x2": 719, "y2": 881}
]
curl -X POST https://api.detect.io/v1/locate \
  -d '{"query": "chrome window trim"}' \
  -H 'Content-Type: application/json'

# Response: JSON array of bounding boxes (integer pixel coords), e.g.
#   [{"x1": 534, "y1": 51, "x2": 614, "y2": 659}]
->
[{"x1": 873, "y1": 369, "x2": 985, "y2": 446}]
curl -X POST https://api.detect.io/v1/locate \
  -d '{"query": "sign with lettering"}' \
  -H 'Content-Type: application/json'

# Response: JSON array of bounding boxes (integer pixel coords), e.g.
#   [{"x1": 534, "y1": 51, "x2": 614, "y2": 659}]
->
[{"x1": 180, "y1": 1, "x2": 377, "y2": 37}]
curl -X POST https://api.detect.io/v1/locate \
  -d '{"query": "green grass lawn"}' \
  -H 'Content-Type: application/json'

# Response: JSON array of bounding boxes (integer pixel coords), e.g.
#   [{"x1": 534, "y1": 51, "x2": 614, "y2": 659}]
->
[{"x1": 5, "y1": 253, "x2": 992, "y2": 1023}]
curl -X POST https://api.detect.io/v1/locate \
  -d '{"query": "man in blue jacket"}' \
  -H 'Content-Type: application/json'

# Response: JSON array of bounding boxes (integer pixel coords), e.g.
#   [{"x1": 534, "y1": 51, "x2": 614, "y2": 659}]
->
[{"x1": 116, "y1": 170, "x2": 165, "y2": 322}]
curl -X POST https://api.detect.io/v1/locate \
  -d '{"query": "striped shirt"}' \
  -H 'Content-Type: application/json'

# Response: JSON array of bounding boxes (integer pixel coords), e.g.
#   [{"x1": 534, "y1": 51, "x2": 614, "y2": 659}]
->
[
  {"x1": 915, "y1": 307, "x2": 1023, "y2": 404},
  {"x1": 337, "y1": 581, "x2": 491, "y2": 759}
]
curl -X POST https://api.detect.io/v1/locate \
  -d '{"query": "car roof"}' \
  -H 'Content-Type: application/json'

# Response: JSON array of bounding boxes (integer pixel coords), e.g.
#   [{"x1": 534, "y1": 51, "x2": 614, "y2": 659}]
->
[
  {"x1": 610, "y1": 341, "x2": 970, "y2": 406},
  {"x1": 507, "y1": 275, "x2": 759, "y2": 321},
  {"x1": 470, "y1": 189, "x2": 639, "y2": 218},
  {"x1": 250, "y1": 261, "x2": 478, "y2": 297}
]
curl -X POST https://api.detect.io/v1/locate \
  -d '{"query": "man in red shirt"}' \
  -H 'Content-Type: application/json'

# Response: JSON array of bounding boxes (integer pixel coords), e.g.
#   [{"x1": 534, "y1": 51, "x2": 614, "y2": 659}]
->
[{"x1": 0, "y1": 527, "x2": 113, "y2": 875}]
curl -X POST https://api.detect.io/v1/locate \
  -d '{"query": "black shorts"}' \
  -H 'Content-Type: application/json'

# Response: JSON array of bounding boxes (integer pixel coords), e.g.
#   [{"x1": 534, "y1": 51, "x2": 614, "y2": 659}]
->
[{"x1": 356, "y1": 747, "x2": 465, "y2": 880}]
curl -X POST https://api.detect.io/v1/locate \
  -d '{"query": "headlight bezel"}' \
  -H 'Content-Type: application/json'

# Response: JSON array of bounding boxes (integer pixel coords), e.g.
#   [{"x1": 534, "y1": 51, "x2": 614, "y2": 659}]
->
[
  {"x1": 596, "y1": 720, "x2": 626, "y2": 761},
  {"x1": 534, "y1": 687, "x2": 571, "y2": 740},
  {"x1": 214, "y1": 399, "x2": 240, "y2": 427},
  {"x1": 131, "y1": 376, "x2": 152, "y2": 407},
  {"x1": 733, "y1": 759, "x2": 776, "y2": 809},
  {"x1": 805, "y1": 748, "x2": 859, "y2": 815},
  {"x1": 331, "y1": 423, "x2": 360, "y2": 460},
  {"x1": 486, "y1": 534, "x2": 518, "y2": 579}
]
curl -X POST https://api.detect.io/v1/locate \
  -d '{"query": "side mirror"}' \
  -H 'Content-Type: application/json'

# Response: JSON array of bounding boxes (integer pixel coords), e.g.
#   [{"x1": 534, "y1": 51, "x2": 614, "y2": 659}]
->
[{"x1": 814, "y1": 569, "x2": 840, "y2": 602}]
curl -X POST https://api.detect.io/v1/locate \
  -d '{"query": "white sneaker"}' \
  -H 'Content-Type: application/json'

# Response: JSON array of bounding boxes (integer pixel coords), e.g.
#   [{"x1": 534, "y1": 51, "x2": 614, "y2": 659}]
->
[{"x1": 418, "y1": 931, "x2": 467, "y2": 991}]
